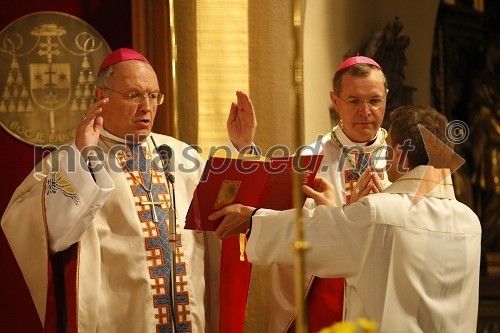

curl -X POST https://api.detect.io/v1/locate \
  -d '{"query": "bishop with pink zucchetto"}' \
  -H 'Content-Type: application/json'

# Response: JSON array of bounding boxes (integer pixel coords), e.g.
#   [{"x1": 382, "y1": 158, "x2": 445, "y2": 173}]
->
[{"x1": 1, "y1": 47, "x2": 257, "y2": 332}]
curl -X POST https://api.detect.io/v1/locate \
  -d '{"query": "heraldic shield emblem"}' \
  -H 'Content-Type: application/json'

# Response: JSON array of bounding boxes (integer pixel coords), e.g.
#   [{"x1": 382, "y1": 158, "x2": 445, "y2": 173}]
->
[
  {"x1": 0, "y1": 12, "x2": 111, "y2": 146},
  {"x1": 30, "y1": 63, "x2": 71, "y2": 110}
]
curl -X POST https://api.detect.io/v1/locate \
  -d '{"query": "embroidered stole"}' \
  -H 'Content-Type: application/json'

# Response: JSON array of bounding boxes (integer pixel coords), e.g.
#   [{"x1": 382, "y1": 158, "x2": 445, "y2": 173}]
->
[
  {"x1": 303, "y1": 128, "x2": 387, "y2": 331},
  {"x1": 123, "y1": 143, "x2": 192, "y2": 332}
]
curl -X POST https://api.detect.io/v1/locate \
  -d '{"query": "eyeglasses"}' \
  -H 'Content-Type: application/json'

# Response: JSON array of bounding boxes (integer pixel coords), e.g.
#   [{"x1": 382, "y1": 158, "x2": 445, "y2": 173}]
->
[
  {"x1": 103, "y1": 87, "x2": 165, "y2": 106},
  {"x1": 336, "y1": 95, "x2": 385, "y2": 110}
]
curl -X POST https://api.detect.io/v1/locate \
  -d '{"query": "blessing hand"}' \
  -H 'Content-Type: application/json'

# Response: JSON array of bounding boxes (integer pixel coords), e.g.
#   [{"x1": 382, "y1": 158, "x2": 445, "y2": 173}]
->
[
  {"x1": 75, "y1": 98, "x2": 108, "y2": 157},
  {"x1": 227, "y1": 91, "x2": 257, "y2": 152}
]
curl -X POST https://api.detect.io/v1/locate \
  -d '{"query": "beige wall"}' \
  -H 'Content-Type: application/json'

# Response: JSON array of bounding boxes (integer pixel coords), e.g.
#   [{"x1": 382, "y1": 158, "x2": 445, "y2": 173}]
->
[
  {"x1": 175, "y1": 0, "x2": 199, "y2": 146},
  {"x1": 245, "y1": 2, "x2": 294, "y2": 330},
  {"x1": 176, "y1": 0, "x2": 298, "y2": 156},
  {"x1": 176, "y1": 0, "x2": 441, "y2": 154},
  {"x1": 175, "y1": 1, "x2": 440, "y2": 331},
  {"x1": 245, "y1": 1, "x2": 441, "y2": 330},
  {"x1": 304, "y1": 0, "x2": 440, "y2": 144},
  {"x1": 249, "y1": 0, "x2": 296, "y2": 155}
]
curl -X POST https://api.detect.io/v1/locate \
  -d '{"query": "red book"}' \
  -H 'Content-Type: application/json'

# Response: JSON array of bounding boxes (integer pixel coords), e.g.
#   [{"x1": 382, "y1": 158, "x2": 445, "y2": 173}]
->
[
  {"x1": 184, "y1": 153, "x2": 324, "y2": 231},
  {"x1": 184, "y1": 153, "x2": 323, "y2": 333}
]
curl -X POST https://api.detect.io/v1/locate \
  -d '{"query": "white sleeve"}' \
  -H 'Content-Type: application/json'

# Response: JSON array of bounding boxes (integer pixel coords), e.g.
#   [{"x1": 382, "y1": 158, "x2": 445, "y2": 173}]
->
[
  {"x1": 227, "y1": 140, "x2": 260, "y2": 155},
  {"x1": 246, "y1": 203, "x2": 374, "y2": 278},
  {"x1": 45, "y1": 143, "x2": 114, "y2": 253}
]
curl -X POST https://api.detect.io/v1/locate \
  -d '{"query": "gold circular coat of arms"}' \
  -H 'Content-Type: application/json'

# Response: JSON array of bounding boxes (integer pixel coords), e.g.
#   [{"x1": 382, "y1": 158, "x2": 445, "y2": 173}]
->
[{"x1": 0, "y1": 11, "x2": 111, "y2": 146}]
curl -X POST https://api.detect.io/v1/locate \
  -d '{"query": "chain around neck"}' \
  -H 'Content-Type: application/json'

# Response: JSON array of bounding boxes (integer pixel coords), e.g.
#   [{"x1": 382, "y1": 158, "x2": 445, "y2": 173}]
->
[
  {"x1": 330, "y1": 127, "x2": 386, "y2": 177},
  {"x1": 100, "y1": 135, "x2": 155, "y2": 192}
]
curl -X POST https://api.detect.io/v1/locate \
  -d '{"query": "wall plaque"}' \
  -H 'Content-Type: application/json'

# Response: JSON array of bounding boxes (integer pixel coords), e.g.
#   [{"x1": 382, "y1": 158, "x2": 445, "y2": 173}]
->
[{"x1": 0, "y1": 11, "x2": 111, "y2": 146}]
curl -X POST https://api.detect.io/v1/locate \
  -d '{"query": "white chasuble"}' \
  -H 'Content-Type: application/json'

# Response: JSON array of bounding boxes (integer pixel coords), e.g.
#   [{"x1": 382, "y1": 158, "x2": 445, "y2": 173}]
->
[
  {"x1": 1, "y1": 132, "x2": 221, "y2": 333},
  {"x1": 266, "y1": 126, "x2": 390, "y2": 332},
  {"x1": 248, "y1": 166, "x2": 481, "y2": 333}
]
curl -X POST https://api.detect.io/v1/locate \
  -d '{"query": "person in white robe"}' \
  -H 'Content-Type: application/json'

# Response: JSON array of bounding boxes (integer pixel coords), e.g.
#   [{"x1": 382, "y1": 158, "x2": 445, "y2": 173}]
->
[
  {"x1": 222, "y1": 56, "x2": 391, "y2": 332},
  {"x1": 1, "y1": 48, "x2": 256, "y2": 333},
  {"x1": 213, "y1": 105, "x2": 482, "y2": 332}
]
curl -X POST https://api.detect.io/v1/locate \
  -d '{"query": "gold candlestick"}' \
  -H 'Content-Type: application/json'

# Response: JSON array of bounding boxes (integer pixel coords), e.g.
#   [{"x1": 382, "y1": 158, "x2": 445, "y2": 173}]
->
[{"x1": 292, "y1": 1, "x2": 308, "y2": 332}]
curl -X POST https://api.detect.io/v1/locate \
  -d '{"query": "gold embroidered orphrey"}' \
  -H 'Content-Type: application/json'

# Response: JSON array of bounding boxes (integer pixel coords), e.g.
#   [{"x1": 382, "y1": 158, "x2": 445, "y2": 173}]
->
[{"x1": 0, "y1": 11, "x2": 111, "y2": 146}]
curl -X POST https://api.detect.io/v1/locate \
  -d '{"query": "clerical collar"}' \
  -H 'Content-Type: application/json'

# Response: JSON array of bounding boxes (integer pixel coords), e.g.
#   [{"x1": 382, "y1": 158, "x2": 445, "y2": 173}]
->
[
  {"x1": 332, "y1": 125, "x2": 385, "y2": 148},
  {"x1": 100, "y1": 128, "x2": 149, "y2": 146}
]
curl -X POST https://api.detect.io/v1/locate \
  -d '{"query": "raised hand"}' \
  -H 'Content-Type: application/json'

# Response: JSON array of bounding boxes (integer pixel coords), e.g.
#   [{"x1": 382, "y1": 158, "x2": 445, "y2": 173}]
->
[
  {"x1": 302, "y1": 177, "x2": 337, "y2": 207},
  {"x1": 227, "y1": 91, "x2": 257, "y2": 152},
  {"x1": 75, "y1": 98, "x2": 108, "y2": 157}
]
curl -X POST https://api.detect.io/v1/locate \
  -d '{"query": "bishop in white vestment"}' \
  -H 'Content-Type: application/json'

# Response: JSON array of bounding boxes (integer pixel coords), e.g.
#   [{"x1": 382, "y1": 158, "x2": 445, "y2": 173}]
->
[{"x1": 1, "y1": 48, "x2": 256, "y2": 333}]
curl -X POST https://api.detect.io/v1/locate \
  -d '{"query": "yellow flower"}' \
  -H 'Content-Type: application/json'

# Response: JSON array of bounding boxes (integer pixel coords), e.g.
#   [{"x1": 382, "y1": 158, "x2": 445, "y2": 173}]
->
[
  {"x1": 319, "y1": 321, "x2": 357, "y2": 333},
  {"x1": 357, "y1": 318, "x2": 378, "y2": 332},
  {"x1": 318, "y1": 318, "x2": 378, "y2": 333}
]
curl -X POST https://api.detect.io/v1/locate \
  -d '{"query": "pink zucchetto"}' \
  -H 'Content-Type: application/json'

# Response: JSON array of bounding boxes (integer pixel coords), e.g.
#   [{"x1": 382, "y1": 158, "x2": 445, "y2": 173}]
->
[
  {"x1": 335, "y1": 55, "x2": 382, "y2": 73},
  {"x1": 98, "y1": 48, "x2": 150, "y2": 72}
]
